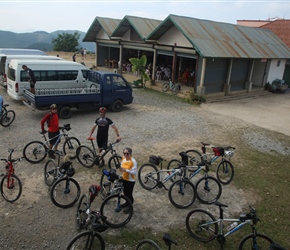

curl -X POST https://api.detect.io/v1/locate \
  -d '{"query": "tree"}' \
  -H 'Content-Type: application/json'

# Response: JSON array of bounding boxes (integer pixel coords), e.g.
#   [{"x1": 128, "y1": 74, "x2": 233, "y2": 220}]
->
[
  {"x1": 52, "y1": 32, "x2": 80, "y2": 52},
  {"x1": 129, "y1": 55, "x2": 150, "y2": 86}
]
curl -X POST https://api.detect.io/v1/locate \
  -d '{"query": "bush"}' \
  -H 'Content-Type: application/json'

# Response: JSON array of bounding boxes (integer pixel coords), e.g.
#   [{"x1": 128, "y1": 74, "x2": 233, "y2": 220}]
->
[{"x1": 189, "y1": 93, "x2": 206, "y2": 103}]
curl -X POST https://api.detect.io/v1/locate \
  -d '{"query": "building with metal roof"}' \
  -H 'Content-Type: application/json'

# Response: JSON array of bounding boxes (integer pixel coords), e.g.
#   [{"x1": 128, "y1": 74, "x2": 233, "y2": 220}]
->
[{"x1": 84, "y1": 14, "x2": 290, "y2": 95}]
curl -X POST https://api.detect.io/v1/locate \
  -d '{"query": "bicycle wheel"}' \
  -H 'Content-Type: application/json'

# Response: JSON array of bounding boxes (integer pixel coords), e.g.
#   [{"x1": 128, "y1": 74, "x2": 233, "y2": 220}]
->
[
  {"x1": 75, "y1": 193, "x2": 90, "y2": 231},
  {"x1": 99, "y1": 172, "x2": 112, "y2": 199},
  {"x1": 216, "y1": 160, "x2": 234, "y2": 185},
  {"x1": 66, "y1": 231, "x2": 105, "y2": 250},
  {"x1": 166, "y1": 159, "x2": 182, "y2": 182},
  {"x1": 185, "y1": 209, "x2": 217, "y2": 242},
  {"x1": 44, "y1": 159, "x2": 58, "y2": 187},
  {"x1": 76, "y1": 145, "x2": 96, "y2": 168},
  {"x1": 63, "y1": 137, "x2": 81, "y2": 159},
  {"x1": 138, "y1": 163, "x2": 160, "y2": 191},
  {"x1": 195, "y1": 176, "x2": 222, "y2": 204},
  {"x1": 162, "y1": 83, "x2": 169, "y2": 92},
  {"x1": 108, "y1": 155, "x2": 122, "y2": 170},
  {"x1": 23, "y1": 140, "x2": 48, "y2": 164},
  {"x1": 171, "y1": 85, "x2": 179, "y2": 95},
  {"x1": 100, "y1": 194, "x2": 133, "y2": 228},
  {"x1": 1, "y1": 110, "x2": 15, "y2": 127},
  {"x1": 0, "y1": 174, "x2": 22, "y2": 202},
  {"x1": 50, "y1": 177, "x2": 81, "y2": 208},
  {"x1": 168, "y1": 179, "x2": 197, "y2": 209},
  {"x1": 238, "y1": 233, "x2": 273, "y2": 250},
  {"x1": 136, "y1": 239, "x2": 161, "y2": 250},
  {"x1": 185, "y1": 149, "x2": 203, "y2": 169}
]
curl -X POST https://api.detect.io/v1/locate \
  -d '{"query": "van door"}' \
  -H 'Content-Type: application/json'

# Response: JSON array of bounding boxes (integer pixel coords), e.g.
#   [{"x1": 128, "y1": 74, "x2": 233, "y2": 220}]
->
[{"x1": 102, "y1": 74, "x2": 132, "y2": 106}]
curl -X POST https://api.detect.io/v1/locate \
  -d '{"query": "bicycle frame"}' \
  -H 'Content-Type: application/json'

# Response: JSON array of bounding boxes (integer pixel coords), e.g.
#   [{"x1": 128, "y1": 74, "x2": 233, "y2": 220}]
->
[
  {"x1": 147, "y1": 168, "x2": 182, "y2": 190},
  {"x1": 42, "y1": 130, "x2": 67, "y2": 151}
]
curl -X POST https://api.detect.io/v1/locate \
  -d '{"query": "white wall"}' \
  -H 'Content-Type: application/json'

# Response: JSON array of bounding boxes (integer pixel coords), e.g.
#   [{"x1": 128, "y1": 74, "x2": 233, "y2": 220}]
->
[
  {"x1": 267, "y1": 59, "x2": 286, "y2": 84},
  {"x1": 158, "y1": 26, "x2": 192, "y2": 47}
]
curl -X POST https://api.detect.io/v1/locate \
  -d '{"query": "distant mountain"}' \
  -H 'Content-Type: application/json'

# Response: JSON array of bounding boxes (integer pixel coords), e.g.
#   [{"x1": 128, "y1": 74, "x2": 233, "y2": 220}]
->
[{"x1": 0, "y1": 30, "x2": 95, "y2": 52}]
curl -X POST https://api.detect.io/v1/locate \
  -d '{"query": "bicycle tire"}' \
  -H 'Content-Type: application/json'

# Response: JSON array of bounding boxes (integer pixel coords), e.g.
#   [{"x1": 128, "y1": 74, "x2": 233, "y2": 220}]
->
[
  {"x1": 185, "y1": 149, "x2": 203, "y2": 171},
  {"x1": 185, "y1": 208, "x2": 217, "y2": 242},
  {"x1": 136, "y1": 239, "x2": 161, "y2": 250},
  {"x1": 44, "y1": 159, "x2": 58, "y2": 187},
  {"x1": 162, "y1": 83, "x2": 169, "y2": 92},
  {"x1": 66, "y1": 231, "x2": 105, "y2": 250},
  {"x1": 216, "y1": 160, "x2": 234, "y2": 185},
  {"x1": 63, "y1": 137, "x2": 80, "y2": 159},
  {"x1": 238, "y1": 233, "x2": 273, "y2": 249},
  {"x1": 166, "y1": 159, "x2": 182, "y2": 182},
  {"x1": 76, "y1": 145, "x2": 96, "y2": 168},
  {"x1": 138, "y1": 163, "x2": 160, "y2": 191},
  {"x1": 50, "y1": 177, "x2": 81, "y2": 208},
  {"x1": 1, "y1": 110, "x2": 15, "y2": 127},
  {"x1": 99, "y1": 172, "x2": 112, "y2": 200},
  {"x1": 23, "y1": 140, "x2": 48, "y2": 164},
  {"x1": 195, "y1": 176, "x2": 222, "y2": 204},
  {"x1": 168, "y1": 179, "x2": 197, "y2": 208},
  {"x1": 75, "y1": 193, "x2": 90, "y2": 232},
  {"x1": 108, "y1": 155, "x2": 122, "y2": 170},
  {"x1": 100, "y1": 193, "x2": 133, "y2": 228},
  {"x1": 0, "y1": 174, "x2": 22, "y2": 202}
]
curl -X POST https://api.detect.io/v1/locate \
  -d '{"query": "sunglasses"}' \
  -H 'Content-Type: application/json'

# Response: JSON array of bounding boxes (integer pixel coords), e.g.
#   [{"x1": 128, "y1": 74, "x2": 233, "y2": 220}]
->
[{"x1": 123, "y1": 152, "x2": 130, "y2": 155}]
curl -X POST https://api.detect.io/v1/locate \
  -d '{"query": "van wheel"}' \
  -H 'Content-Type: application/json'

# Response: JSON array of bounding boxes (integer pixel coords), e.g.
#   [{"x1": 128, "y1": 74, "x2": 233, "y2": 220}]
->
[
  {"x1": 111, "y1": 100, "x2": 123, "y2": 112},
  {"x1": 59, "y1": 106, "x2": 72, "y2": 119}
]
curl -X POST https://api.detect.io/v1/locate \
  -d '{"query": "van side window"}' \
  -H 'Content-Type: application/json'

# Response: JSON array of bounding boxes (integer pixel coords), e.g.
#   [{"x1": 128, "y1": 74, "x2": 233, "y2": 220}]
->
[
  {"x1": 47, "y1": 71, "x2": 57, "y2": 81},
  {"x1": 112, "y1": 76, "x2": 126, "y2": 87},
  {"x1": 58, "y1": 70, "x2": 78, "y2": 80},
  {"x1": 82, "y1": 70, "x2": 90, "y2": 80},
  {"x1": 20, "y1": 70, "x2": 29, "y2": 81},
  {"x1": 8, "y1": 67, "x2": 16, "y2": 81}
]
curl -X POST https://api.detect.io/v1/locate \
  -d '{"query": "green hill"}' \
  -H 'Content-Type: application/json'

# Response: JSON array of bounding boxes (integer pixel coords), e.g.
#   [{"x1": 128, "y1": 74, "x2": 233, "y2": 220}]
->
[{"x1": 0, "y1": 30, "x2": 95, "y2": 52}]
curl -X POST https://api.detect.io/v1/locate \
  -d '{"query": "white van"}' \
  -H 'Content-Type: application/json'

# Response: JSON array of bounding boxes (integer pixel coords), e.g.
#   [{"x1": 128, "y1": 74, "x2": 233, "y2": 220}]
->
[
  {"x1": 7, "y1": 59, "x2": 90, "y2": 100},
  {"x1": 0, "y1": 48, "x2": 47, "y2": 55},
  {"x1": 0, "y1": 55, "x2": 63, "y2": 87}
]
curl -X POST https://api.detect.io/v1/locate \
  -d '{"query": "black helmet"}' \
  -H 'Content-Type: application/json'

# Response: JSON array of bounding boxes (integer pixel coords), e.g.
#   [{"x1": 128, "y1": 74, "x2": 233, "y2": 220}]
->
[{"x1": 66, "y1": 167, "x2": 75, "y2": 177}]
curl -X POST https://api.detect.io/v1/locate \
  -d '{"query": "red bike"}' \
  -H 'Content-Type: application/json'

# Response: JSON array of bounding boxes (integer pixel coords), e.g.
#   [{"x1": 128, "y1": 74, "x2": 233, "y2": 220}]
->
[{"x1": 1, "y1": 148, "x2": 23, "y2": 202}]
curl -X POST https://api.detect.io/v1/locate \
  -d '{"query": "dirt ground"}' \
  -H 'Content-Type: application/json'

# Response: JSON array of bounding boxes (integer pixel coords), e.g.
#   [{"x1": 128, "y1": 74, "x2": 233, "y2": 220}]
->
[{"x1": 0, "y1": 51, "x2": 289, "y2": 249}]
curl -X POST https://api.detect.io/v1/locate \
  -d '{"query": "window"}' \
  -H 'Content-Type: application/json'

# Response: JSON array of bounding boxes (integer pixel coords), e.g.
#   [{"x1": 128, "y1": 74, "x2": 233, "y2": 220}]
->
[
  {"x1": 277, "y1": 60, "x2": 281, "y2": 67},
  {"x1": 8, "y1": 68, "x2": 16, "y2": 81},
  {"x1": 112, "y1": 76, "x2": 126, "y2": 87}
]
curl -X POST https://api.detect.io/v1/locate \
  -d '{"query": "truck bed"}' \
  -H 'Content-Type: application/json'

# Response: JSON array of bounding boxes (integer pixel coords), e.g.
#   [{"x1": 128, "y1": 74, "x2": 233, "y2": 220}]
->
[{"x1": 23, "y1": 87, "x2": 101, "y2": 110}]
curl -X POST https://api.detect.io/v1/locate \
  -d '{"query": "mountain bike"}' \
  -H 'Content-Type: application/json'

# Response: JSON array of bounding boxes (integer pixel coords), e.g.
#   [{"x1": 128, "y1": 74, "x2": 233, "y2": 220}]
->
[
  {"x1": 136, "y1": 233, "x2": 177, "y2": 250},
  {"x1": 49, "y1": 159, "x2": 81, "y2": 208},
  {"x1": 68, "y1": 209, "x2": 108, "y2": 250},
  {"x1": 138, "y1": 155, "x2": 184, "y2": 191},
  {"x1": 44, "y1": 153, "x2": 72, "y2": 187},
  {"x1": 0, "y1": 148, "x2": 23, "y2": 202},
  {"x1": 162, "y1": 79, "x2": 180, "y2": 95},
  {"x1": 76, "y1": 169, "x2": 133, "y2": 229},
  {"x1": 0, "y1": 104, "x2": 15, "y2": 127},
  {"x1": 76, "y1": 138, "x2": 121, "y2": 168},
  {"x1": 184, "y1": 142, "x2": 235, "y2": 185},
  {"x1": 185, "y1": 200, "x2": 273, "y2": 249},
  {"x1": 23, "y1": 124, "x2": 80, "y2": 164},
  {"x1": 168, "y1": 156, "x2": 221, "y2": 208}
]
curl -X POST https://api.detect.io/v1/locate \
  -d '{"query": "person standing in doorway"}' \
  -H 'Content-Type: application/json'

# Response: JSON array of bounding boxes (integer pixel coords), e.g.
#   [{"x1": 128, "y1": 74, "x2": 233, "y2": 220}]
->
[{"x1": 22, "y1": 65, "x2": 36, "y2": 94}]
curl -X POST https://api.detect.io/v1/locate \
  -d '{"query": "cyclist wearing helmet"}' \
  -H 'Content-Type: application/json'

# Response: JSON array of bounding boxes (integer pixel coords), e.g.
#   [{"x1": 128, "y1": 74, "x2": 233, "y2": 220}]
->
[
  {"x1": 40, "y1": 104, "x2": 60, "y2": 159},
  {"x1": 87, "y1": 107, "x2": 121, "y2": 160}
]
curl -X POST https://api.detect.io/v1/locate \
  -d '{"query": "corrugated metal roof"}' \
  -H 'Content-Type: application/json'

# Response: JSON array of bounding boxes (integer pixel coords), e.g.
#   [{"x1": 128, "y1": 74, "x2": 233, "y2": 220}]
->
[
  {"x1": 83, "y1": 17, "x2": 121, "y2": 42},
  {"x1": 147, "y1": 14, "x2": 290, "y2": 59},
  {"x1": 111, "y1": 15, "x2": 162, "y2": 40}
]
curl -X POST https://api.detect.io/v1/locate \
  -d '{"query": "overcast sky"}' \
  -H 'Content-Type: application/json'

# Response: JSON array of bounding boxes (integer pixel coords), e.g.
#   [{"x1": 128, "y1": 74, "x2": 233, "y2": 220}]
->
[{"x1": 1, "y1": 0, "x2": 290, "y2": 33}]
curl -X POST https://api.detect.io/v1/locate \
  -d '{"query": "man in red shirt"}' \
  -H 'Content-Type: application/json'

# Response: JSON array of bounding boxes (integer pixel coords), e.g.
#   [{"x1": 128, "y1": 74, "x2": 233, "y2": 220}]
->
[{"x1": 40, "y1": 104, "x2": 60, "y2": 159}]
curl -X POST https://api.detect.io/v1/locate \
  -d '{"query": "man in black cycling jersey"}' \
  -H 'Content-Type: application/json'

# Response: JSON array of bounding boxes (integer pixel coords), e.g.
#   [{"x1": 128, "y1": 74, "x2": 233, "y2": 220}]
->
[{"x1": 87, "y1": 107, "x2": 121, "y2": 157}]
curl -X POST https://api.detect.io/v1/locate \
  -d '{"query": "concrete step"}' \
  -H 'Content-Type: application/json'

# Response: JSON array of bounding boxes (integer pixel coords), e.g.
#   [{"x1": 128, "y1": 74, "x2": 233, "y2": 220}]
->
[{"x1": 205, "y1": 88, "x2": 272, "y2": 103}]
